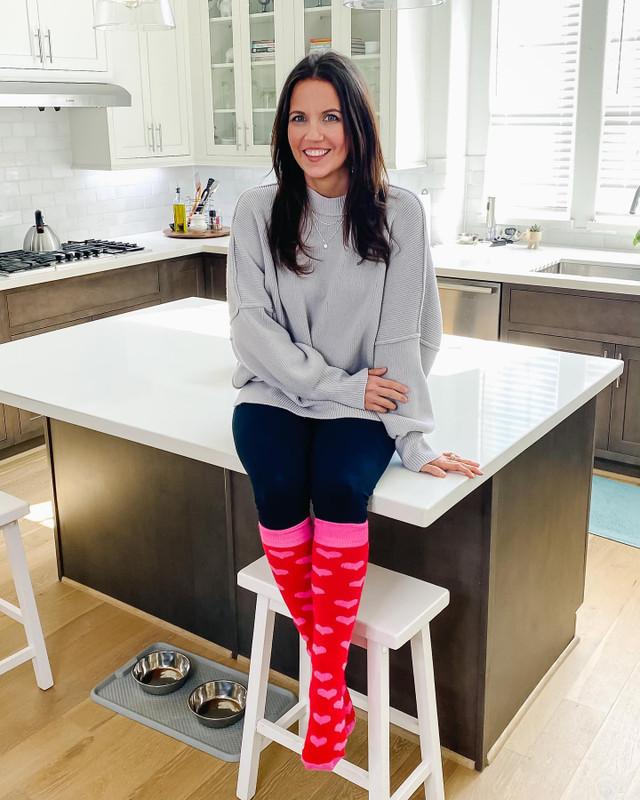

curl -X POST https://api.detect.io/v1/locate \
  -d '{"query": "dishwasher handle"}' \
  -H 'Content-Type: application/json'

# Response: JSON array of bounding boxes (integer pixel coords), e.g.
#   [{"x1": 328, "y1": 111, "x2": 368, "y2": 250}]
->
[{"x1": 437, "y1": 281, "x2": 498, "y2": 294}]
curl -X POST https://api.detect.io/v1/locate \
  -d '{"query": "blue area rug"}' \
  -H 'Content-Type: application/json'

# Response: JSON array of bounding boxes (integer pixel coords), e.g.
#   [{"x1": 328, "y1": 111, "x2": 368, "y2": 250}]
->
[{"x1": 589, "y1": 476, "x2": 640, "y2": 549}]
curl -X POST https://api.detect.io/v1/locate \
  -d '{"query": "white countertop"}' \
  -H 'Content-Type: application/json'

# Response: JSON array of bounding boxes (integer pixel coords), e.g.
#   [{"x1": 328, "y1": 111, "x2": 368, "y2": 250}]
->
[
  {"x1": 1, "y1": 229, "x2": 638, "y2": 296},
  {"x1": 0, "y1": 298, "x2": 622, "y2": 527}
]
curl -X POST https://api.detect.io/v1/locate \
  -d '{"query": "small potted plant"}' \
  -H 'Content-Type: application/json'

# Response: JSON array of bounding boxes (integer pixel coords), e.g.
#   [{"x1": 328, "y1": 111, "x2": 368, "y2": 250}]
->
[{"x1": 516, "y1": 224, "x2": 543, "y2": 249}]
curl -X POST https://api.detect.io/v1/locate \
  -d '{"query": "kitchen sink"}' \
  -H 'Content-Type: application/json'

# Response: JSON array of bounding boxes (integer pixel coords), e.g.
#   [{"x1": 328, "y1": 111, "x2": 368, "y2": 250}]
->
[{"x1": 535, "y1": 260, "x2": 640, "y2": 281}]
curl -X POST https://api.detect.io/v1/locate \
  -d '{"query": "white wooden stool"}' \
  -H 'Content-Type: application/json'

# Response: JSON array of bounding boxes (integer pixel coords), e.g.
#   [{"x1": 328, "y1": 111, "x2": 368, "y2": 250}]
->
[
  {"x1": 237, "y1": 556, "x2": 449, "y2": 800},
  {"x1": 0, "y1": 490, "x2": 53, "y2": 690}
]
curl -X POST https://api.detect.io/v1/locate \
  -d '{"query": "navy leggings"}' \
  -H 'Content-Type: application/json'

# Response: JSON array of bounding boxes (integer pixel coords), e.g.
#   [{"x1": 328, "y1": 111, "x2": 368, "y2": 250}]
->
[{"x1": 232, "y1": 403, "x2": 396, "y2": 530}]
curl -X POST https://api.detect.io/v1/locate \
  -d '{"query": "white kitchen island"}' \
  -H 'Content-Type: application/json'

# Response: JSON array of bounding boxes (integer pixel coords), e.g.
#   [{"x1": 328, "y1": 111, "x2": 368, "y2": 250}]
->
[{"x1": 0, "y1": 298, "x2": 622, "y2": 770}]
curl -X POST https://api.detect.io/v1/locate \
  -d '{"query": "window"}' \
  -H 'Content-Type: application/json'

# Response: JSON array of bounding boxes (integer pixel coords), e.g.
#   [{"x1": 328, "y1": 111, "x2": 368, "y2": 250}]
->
[
  {"x1": 595, "y1": 0, "x2": 640, "y2": 216},
  {"x1": 476, "y1": 0, "x2": 640, "y2": 229},
  {"x1": 484, "y1": 0, "x2": 582, "y2": 219}
]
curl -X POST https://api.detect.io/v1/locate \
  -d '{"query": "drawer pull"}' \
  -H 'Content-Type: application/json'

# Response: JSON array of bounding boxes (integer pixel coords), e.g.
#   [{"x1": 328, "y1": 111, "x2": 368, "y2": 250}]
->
[{"x1": 437, "y1": 282, "x2": 496, "y2": 294}]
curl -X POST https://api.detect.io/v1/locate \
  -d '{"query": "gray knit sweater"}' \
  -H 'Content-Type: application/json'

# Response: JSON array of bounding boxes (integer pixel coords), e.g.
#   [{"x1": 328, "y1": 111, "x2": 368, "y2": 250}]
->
[{"x1": 226, "y1": 182, "x2": 443, "y2": 472}]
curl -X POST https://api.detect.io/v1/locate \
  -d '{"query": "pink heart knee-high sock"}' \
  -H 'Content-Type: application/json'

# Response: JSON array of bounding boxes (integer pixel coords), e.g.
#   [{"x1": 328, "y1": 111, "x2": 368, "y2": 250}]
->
[
  {"x1": 259, "y1": 516, "x2": 314, "y2": 656},
  {"x1": 301, "y1": 517, "x2": 368, "y2": 771}
]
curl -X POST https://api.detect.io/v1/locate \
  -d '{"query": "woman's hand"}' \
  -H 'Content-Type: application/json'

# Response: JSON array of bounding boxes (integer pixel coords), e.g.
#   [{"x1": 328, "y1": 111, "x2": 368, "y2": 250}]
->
[
  {"x1": 365, "y1": 367, "x2": 409, "y2": 412},
  {"x1": 420, "y1": 452, "x2": 483, "y2": 479}
]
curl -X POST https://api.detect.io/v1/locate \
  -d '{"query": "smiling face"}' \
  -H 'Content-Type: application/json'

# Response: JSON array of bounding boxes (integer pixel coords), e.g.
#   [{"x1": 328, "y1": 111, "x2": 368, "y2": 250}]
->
[{"x1": 287, "y1": 78, "x2": 350, "y2": 198}]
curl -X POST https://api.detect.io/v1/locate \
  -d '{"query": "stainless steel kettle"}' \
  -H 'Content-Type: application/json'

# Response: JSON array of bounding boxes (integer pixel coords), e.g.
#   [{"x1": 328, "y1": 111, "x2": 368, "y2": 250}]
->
[{"x1": 23, "y1": 209, "x2": 61, "y2": 253}]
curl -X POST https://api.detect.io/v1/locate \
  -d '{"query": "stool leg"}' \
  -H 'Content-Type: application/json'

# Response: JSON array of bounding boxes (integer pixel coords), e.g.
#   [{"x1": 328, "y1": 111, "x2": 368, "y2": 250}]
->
[
  {"x1": 298, "y1": 634, "x2": 311, "y2": 739},
  {"x1": 237, "y1": 594, "x2": 276, "y2": 800},
  {"x1": 2, "y1": 521, "x2": 53, "y2": 690},
  {"x1": 367, "y1": 642, "x2": 391, "y2": 800},
  {"x1": 411, "y1": 627, "x2": 445, "y2": 800}
]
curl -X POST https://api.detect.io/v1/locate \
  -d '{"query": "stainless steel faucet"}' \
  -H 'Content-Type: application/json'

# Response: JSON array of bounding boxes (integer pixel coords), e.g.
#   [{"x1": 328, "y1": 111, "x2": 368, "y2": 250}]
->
[
  {"x1": 630, "y1": 185, "x2": 640, "y2": 215},
  {"x1": 485, "y1": 196, "x2": 497, "y2": 241}
]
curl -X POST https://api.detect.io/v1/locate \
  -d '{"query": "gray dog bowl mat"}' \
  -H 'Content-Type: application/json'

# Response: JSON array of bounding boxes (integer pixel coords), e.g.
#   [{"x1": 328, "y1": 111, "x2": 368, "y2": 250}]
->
[{"x1": 91, "y1": 641, "x2": 298, "y2": 762}]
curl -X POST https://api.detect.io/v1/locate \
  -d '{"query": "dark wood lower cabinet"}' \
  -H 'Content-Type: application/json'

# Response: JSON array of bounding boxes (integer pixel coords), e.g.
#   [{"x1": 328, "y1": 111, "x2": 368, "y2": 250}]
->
[
  {"x1": 609, "y1": 344, "x2": 640, "y2": 458},
  {"x1": 0, "y1": 256, "x2": 208, "y2": 454},
  {"x1": 203, "y1": 254, "x2": 227, "y2": 301},
  {"x1": 501, "y1": 284, "x2": 640, "y2": 466}
]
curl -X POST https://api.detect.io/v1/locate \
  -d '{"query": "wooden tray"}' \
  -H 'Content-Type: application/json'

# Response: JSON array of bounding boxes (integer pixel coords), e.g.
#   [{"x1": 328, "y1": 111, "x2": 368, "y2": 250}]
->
[{"x1": 163, "y1": 227, "x2": 230, "y2": 239}]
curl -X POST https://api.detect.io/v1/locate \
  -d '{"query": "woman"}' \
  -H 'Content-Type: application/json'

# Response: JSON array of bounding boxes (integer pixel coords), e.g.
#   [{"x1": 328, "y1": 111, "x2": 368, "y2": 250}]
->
[{"x1": 228, "y1": 51, "x2": 482, "y2": 771}]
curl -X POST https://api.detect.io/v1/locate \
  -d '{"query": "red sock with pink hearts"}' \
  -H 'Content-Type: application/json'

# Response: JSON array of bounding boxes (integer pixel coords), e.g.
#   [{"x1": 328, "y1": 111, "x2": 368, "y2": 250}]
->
[
  {"x1": 259, "y1": 516, "x2": 314, "y2": 656},
  {"x1": 301, "y1": 517, "x2": 368, "y2": 771}
]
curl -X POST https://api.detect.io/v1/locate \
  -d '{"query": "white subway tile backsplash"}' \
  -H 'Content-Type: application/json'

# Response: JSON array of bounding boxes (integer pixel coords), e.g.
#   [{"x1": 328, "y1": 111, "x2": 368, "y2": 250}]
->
[
  {"x1": 3, "y1": 138, "x2": 28, "y2": 153},
  {"x1": 12, "y1": 123, "x2": 36, "y2": 138}
]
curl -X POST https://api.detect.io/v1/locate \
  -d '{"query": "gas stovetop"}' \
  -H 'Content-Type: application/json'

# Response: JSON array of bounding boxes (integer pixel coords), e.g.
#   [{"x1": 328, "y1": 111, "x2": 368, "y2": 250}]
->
[{"x1": 0, "y1": 239, "x2": 145, "y2": 278}]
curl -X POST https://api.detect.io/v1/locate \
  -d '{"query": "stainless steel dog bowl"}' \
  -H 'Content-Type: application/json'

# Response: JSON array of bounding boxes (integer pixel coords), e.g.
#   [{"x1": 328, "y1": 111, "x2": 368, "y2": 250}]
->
[
  {"x1": 188, "y1": 680, "x2": 247, "y2": 728},
  {"x1": 131, "y1": 650, "x2": 191, "y2": 695}
]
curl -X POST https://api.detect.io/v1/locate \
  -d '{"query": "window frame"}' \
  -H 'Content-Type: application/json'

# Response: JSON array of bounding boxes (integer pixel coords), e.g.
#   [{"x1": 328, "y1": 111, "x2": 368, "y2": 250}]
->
[{"x1": 468, "y1": 0, "x2": 639, "y2": 234}]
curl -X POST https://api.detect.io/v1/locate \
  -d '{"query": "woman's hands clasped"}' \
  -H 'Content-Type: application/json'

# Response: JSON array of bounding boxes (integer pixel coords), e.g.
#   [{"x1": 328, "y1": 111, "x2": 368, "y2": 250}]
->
[
  {"x1": 365, "y1": 367, "x2": 483, "y2": 479},
  {"x1": 365, "y1": 367, "x2": 409, "y2": 412}
]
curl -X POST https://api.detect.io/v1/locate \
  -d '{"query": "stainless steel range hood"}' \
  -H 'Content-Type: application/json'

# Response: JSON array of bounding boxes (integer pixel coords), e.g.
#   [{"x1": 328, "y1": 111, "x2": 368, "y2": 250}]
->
[{"x1": 0, "y1": 82, "x2": 131, "y2": 108}]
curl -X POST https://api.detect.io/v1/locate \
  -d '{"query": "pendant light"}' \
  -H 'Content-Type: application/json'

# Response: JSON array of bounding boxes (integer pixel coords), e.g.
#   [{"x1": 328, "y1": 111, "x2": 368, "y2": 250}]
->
[
  {"x1": 343, "y1": 0, "x2": 445, "y2": 8},
  {"x1": 93, "y1": 0, "x2": 175, "y2": 31}
]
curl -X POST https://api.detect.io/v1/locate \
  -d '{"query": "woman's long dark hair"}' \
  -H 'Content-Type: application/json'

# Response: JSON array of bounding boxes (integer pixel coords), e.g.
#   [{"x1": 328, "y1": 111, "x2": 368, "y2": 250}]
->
[{"x1": 268, "y1": 51, "x2": 392, "y2": 276}]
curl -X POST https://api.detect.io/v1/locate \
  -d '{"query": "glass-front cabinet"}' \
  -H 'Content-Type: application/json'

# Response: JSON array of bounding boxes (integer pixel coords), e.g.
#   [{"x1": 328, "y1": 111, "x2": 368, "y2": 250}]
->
[
  {"x1": 203, "y1": 0, "x2": 287, "y2": 156},
  {"x1": 294, "y1": 1, "x2": 381, "y2": 119},
  {"x1": 194, "y1": 0, "x2": 428, "y2": 168},
  {"x1": 208, "y1": 0, "x2": 239, "y2": 149}
]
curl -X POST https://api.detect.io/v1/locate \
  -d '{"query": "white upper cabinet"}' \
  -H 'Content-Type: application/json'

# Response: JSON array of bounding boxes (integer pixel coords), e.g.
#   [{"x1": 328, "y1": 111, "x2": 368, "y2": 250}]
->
[
  {"x1": 0, "y1": 0, "x2": 40, "y2": 69},
  {"x1": 0, "y1": 0, "x2": 107, "y2": 72},
  {"x1": 191, "y1": 0, "x2": 428, "y2": 168},
  {"x1": 69, "y1": 0, "x2": 191, "y2": 168},
  {"x1": 145, "y1": 22, "x2": 190, "y2": 157},
  {"x1": 191, "y1": 0, "x2": 290, "y2": 161},
  {"x1": 292, "y1": 1, "x2": 428, "y2": 169}
]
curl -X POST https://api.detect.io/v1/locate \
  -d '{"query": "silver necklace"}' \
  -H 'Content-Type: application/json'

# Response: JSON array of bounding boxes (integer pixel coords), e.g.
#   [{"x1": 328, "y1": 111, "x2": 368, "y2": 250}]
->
[{"x1": 310, "y1": 211, "x2": 343, "y2": 249}]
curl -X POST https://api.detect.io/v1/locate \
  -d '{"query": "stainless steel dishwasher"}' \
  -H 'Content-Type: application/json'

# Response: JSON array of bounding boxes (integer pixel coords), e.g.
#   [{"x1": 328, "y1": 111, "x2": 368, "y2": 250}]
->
[{"x1": 436, "y1": 278, "x2": 501, "y2": 341}]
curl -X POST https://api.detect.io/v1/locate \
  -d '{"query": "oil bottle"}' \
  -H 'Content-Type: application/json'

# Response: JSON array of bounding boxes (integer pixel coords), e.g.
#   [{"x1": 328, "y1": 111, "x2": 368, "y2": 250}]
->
[{"x1": 173, "y1": 185, "x2": 187, "y2": 234}]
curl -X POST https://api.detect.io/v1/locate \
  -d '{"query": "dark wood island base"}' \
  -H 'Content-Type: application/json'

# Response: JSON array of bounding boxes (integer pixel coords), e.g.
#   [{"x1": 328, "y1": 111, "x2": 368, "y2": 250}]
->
[{"x1": 46, "y1": 398, "x2": 595, "y2": 770}]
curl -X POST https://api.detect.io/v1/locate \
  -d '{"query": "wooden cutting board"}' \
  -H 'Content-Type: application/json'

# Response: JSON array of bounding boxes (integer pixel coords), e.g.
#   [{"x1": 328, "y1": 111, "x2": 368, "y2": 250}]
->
[{"x1": 163, "y1": 227, "x2": 230, "y2": 239}]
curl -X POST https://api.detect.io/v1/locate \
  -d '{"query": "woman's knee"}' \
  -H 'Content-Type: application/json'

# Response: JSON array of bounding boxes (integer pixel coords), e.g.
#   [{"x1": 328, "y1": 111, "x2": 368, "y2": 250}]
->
[
  {"x1": 253, "y1": 470, "x2": 310, "y2": 529},
  {"x1": 312, "y1": 471, "x2": 369, "y2": 522}
]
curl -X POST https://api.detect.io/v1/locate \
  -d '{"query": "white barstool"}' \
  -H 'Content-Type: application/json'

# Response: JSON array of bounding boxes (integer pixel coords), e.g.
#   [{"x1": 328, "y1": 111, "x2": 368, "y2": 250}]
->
[
  {"x1": 0, "y1": 490, "x2": 53, "y2": 690},
  {"x1": 237, "y1": 556, "x2": 449, "y2": 800}
]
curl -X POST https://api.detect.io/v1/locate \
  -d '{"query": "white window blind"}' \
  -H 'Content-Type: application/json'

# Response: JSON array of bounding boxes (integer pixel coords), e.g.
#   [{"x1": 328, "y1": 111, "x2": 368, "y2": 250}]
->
[
  {"x1": 595, "y1": 0, "x2": 640, "y2": 216},
  {"x1": 484, "y1": 0, "x2": 582, "y2": 219}
]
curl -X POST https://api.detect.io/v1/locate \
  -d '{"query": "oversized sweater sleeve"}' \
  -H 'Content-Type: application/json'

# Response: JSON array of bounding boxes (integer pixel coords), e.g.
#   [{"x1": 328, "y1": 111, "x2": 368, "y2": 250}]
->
[
  {"x1": 226, "y1": 189, "x2": 370, "y2": 407},
  {"x1": 373, "y1": 191, "x2": 443, "y2": 472}
]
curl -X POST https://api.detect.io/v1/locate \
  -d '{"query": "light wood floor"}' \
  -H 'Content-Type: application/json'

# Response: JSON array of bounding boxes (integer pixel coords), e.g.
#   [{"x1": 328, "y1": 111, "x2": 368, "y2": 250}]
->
[{"x1": 1, "y1": 448, "x2": 640, "y2": 800}]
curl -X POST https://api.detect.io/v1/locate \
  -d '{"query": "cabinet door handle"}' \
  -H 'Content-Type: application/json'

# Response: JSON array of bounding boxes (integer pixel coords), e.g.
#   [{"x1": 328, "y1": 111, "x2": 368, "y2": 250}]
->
[
  {"x1": 244, "y1": 122, "x2": 249, "y2": 151},
  {"x1": 236, "y1": 124, "x2": 242, "y2": 150},
  {"x1": 45, "y1": 28, "x2": 53, "y2": 63},
  {"x1": 616, "y1": 352, "x2": 623, "y2": 390},
  {"x1": 148, "y1": 124, "x2": 156, "y2": 152},
  {"x1": 34, "y1": 29, "x2": 44, "y2": 64},
  {"x1": 155, "y1": 123, "x2": 163, "y2": 152}
]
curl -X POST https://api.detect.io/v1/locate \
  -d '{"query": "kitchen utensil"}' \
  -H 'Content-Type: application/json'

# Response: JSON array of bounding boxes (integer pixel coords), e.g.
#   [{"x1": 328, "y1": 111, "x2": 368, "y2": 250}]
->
[
  {"x1": 189, "y1": 174, "x2": 202, "y2": 222},
  {"x1": 131, "y1": 650, "x2": 191, "y2": 695},
  {"x1": 188, "y1": 679, "x2": 247, "y2": 728},
  {"x1": 195, "y1": 178, "x2": 219, "y2": 213},
  {"x1": 23, "y1": 210, "x2": 61, "y2": 253}
]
